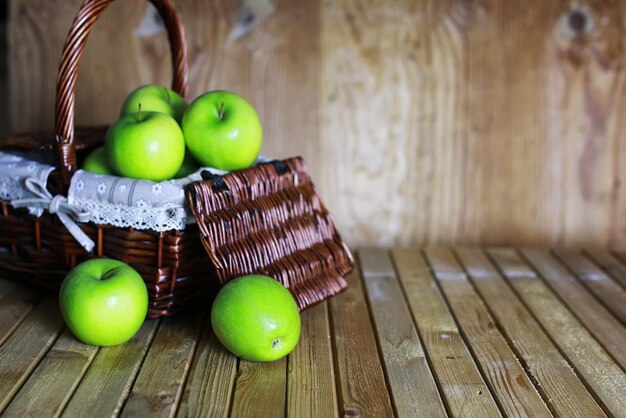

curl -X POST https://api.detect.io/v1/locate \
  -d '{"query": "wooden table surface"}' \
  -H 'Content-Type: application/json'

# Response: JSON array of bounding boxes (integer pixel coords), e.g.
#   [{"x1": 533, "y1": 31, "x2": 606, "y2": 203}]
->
[{"x1": 0, "y1": 247, "x2": 625, "y2": 417}]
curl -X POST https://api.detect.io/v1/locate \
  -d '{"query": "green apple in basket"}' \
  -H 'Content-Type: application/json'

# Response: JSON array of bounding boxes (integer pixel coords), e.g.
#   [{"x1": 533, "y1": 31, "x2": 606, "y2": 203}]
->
[
  {"x1": 120, "y1": 84, "x2": 188, "y2": 123},
  {"x1": 182, "y1": 90, "x2": 263, "y2": 171},
  {"x1": 211, "y1": 275, "x2": 301, "y2": 362},
  {"x1": 173, "y1": 151, "x2": 200, "y2": 179},
  {"x1": 105, "y1": 106, "x2": 185, "y2": 181},
  {"x1": 82, "y1": 146, "x2": 115, "y2": 175},
  {"x1": 59, "y1": 259, "x2": 148, "y2": 346}
]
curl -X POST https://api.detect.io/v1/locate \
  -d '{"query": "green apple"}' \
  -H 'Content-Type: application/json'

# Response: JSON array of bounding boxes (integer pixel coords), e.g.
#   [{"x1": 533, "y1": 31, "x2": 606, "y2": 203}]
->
[
  {"x1": 59, "y1": 259, "x2": 148, "y2": 346},
  {"x1": 82, "y1": 146, "x2": 114, "y2": 175},
  {"x1": 173, "y1": 151, "x2": 200, "y2": 179},
  {"x1": 182, "y1": 90, "x2": 262, "y2": 171},
  {"x1": 211, "y1": 275, "x2": 301, "y2": 362},
  {"x1": 106, "y1": 110, "x2": 185, "y2": 181},
  {"x1": 120, "y1": 84, "x2": 188, "y2": 123}
]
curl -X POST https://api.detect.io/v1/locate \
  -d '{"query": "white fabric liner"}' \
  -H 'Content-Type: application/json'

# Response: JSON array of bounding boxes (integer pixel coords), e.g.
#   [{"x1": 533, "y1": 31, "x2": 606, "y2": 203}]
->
[{"x1": 1, "y1": 150, "x2": 270, "y2": 232}]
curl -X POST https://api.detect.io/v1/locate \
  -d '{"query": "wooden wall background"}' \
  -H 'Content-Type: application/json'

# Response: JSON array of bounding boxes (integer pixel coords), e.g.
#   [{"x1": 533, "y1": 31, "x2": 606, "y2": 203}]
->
[{"x1": 5, "y1": 0, "x2": 626, "y2": 250}]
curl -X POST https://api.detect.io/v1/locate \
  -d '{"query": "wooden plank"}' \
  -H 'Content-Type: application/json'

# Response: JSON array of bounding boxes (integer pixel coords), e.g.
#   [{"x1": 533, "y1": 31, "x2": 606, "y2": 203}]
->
[
  {"x1": 8, "y1": 0, "x2": 160, "y2": 132},
  {"x1": 519, "y1": 249, "x2": 626, "y2": 369},
  {"x1": 543, "y1": 1, "x2": 626, "y2": 249},
  {"x1": 359, "y1": 248, "x2": 446, "y2": 417},
  {"x1": 456, "y1": 248, "x2": 605, "y2": 416},
  {"x1": 320, "y1": 0, "x2": 626, "y2": 250},
  {"x1": 320, "y1": 0, "x2": 451, "y2": 247},
  {"x1": 585, "y1": 249, "x2": 626, "y2": 289},
  {"x1": 410, "y1": 248, "x2": 551, "y2": 417},
  {"x1": 2, "y1": 329, "x2": 99, "y2": 417},
  {"x1": 554, "y1": 250, "x2": 626, "y2": 323},
  {"x1": 60, "y1": 318, "x2": 160, "y2": 417},
  {"x1": 0, "y1": 279, "x2": 16, "y2": 300},
  {"x1": 229, "y1": 358, "x2": 287, "y2": 418},
  {"x1": 0, "y1": 285, "x2": 44, "y2": 346},
  {"x1": 176, "y1": 330, "x2": 237, "y2": 418},
  {"x1": 287, "y1": 302, "x2": 337, "y2": 418},
  {"x1": 120, "y1": 307, "x2": 206, "y2": 418},
  {"x1": 0, "y1": 297, "x2": 65, "y2": 411},
  {"x1": 392, "y1": 248, "x2": 502, "y2": 417},
  {"x1": 328, "y1": 266, "x2": 394, "y2": 417},
  {"x1": 496, "y1": 248, "x2": 626, "y2": 415}
]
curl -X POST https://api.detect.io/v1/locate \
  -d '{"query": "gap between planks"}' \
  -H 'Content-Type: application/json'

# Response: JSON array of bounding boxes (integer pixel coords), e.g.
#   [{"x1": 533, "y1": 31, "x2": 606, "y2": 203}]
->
[
  {"x1": 494, "y1": 248, "x2": 626, "y2": 415},
  {"x1": 415, "y1": 248, "x2": 552, "y2": 417}
]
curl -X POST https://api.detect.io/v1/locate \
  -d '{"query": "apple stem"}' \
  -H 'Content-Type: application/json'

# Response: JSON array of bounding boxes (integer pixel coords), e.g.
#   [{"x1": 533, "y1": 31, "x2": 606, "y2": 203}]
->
[
  {"x1": 218, "y1": 102, "x2": 225, "y2": 120},
  {"x1": 101, "y1": 267, "x2": 120, "y2": 281},
  {"x1": 137, "y1": 103, "x2": 143, "y2": 122}
]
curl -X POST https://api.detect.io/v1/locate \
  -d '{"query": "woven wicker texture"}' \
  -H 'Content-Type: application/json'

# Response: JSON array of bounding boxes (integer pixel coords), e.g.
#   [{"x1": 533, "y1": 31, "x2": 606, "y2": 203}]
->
[
  {"x1": 0, "y1": 0, "x2": 353, "y2": 317},
  {"x1": 188, "y1": 158, "x2": 354, "y2": 310}
]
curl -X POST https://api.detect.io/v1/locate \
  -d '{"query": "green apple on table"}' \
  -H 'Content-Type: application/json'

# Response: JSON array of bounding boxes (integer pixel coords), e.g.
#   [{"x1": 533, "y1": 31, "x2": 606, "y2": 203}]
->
[
  {"x1": 211, "y1": 275, "x2": 301, "y2": 362},
  {"x1": 182, "y1": 90, "x2": 262, "y2": 171},
  {"x1": 59, "y1": 259, "x2": 148, "y2": 346},
  {"x1": 120, "y1": 84, "x2": 188, "y2": 123},
  {"x1": 106, "y1": 108, "x2": 185, "y2": 181},
  {"x1": 82, "y1": 146, "x2": 114, "y2": 175}
]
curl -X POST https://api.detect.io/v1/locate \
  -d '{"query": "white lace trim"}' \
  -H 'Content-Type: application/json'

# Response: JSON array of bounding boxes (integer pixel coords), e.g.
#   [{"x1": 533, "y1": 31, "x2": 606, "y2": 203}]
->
[
  {"x1": 70, "y1": 198, "x2": 194, "y2": 231},
  {"x1": 2, "y1": 150, "x2": 272, "y2": 233}
]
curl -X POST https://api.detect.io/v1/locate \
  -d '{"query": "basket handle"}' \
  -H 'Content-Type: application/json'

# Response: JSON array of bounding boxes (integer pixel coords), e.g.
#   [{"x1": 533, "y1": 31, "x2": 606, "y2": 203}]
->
[{"x1": 54, "y1": 0, "x2": 189, "y2": 192}]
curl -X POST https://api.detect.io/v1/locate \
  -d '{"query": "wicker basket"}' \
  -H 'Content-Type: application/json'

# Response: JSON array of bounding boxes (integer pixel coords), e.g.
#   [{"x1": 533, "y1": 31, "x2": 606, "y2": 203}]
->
[{"x1": 0, "y1": 0, "x2": 353, "y2": 318}]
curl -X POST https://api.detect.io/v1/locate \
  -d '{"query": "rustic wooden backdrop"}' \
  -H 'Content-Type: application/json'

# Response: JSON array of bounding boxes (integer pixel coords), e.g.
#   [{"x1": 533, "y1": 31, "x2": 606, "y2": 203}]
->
[{"x1": 5, "y1": 0, "x2": 626, "y2": 250}]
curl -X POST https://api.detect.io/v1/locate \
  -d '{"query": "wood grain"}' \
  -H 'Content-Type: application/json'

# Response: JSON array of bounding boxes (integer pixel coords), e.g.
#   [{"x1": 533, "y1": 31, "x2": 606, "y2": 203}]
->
[
  {"x1": 585, "y1": 249, "x2": 626, "y2": 288},
  {"x1": 287, "y1": 302, "x2": 337, "y2": 418},
  {"x1": 0, "y1": 297, "x2": 65, "y2": 411},
  {"x1": 585, "y1": 250, "x2": 626, "y2": 289},
  {"x1": 328, "y1": 266, "x2": 394, "y2": 418},
  {"x1": 494, "y1": 248, "x2": 626, "y2": 415},
  {"x1": 393, "y1": 248, "x2": 502, "y2": 417},
  {"x1": 545, "y1": 1, "x2": 626, "y2": 249},
  {"x1": 2, "y1": 329, "x2": 99, "y2": 418},
  {"x1": 0, "y1": 279, "x2": 16, "y2": 300},
  {"x1": 0, "y1": 285, "x2": 43, "y2": 346},
  {"x1": 60, "y1": 319, "x2": 160, "y2": 417},
  {"x1": 519, "y1": 248, "x2": 626, "y2": 369},
  {"x1": 319, "y1": 0, "x2": 626, "y2": 249},
  {"x1": 411, "y1": 248, "x2": 551, "y2": 418},
  {"x1": 8, "y1": 0, "x2": 626, "y2": 249},
  {"x1": 229, "y1": 358, "x2": 287, "y2": 418},
  {"x1": 120, "y1": 308, "x2": 206, "y2": 418},
  {"x1": 359, "y1": 248, "x2": 446, "y2": 417},
  {"x1": 554, "y1": 249, "x2": 626, "y2": 323},
  {"x1": 0, "y1": 246, "x2": 625, "y2": 416},
  {"x1": 8, "y1": 0, "x2": 142, "y2": 131},
  {"x1": 458, "y1": 248, "x2": 605, "y2": 416},
  {"x1": 176, "y1": 330, "x2": 237, "y2": 418}
]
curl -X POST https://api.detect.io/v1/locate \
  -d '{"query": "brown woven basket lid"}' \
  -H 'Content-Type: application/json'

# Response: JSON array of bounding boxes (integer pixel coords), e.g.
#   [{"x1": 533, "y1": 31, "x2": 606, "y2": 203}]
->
[{"x1": 187, "y1": 157, "x2": 354, "y2": 311}]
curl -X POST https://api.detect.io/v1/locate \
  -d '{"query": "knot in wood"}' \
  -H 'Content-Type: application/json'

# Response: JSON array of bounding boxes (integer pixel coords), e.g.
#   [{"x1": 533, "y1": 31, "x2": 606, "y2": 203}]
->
[
  {"x1": 559, "y1": 7, "x2": 593, "y2": 40},
  {"x1": 568, "y1": 9, "x2": 588, "y2": 35}
]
